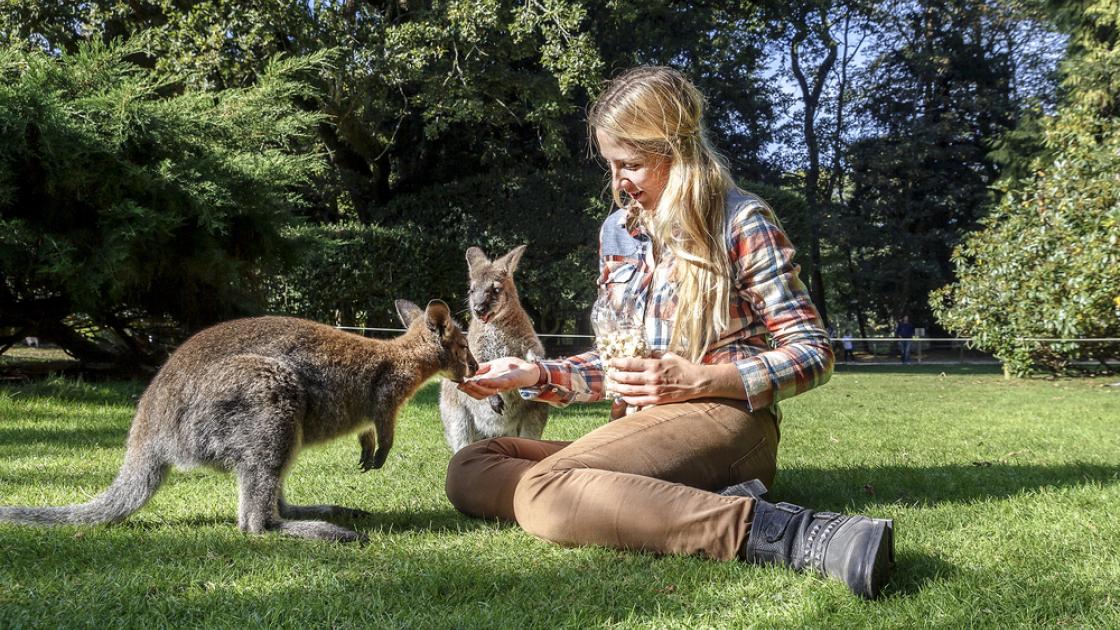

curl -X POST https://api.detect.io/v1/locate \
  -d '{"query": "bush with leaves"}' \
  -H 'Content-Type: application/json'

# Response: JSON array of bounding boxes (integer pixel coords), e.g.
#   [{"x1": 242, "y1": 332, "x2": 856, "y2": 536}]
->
[
  {"x1": 931, "y1": 1, "x2": 1120, "y2": 375},
  {"x1": 269, "y1": 168, "x2": 609, "y2": 337},
  {"x1": 0, "y1": 39, "x2": 326, "y2": 368},
  {"x1": 269, "y1": 174, "x2": 811, "y2": 349}
]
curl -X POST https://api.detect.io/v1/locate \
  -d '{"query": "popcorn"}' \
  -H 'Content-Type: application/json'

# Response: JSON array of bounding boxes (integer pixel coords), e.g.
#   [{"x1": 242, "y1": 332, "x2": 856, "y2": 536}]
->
[
  {"x1": 597, "y1": 326, "x2": 651, "y2": 397},
  {"x1": 590, "y1": 293, "x2": 649, "y2": 406}
]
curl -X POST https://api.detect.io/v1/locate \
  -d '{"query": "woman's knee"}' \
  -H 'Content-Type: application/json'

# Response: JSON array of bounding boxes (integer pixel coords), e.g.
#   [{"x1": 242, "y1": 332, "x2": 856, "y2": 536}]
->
[
  {"x1": 444, "y1": 438, "x2": 502, "y2": 514},
  {"x1": 512, "y1": 463, "x2": 576, "y2": 542}
]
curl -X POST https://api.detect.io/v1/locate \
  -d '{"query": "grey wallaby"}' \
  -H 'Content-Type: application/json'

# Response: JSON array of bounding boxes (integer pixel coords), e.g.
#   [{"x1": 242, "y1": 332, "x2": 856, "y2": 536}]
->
[
  {"x1": 438, "y1": 245, "x2": 549, "y2": 452},
  {"x1": 0, "y1": 300, "x2": 476, "y2": 543}
]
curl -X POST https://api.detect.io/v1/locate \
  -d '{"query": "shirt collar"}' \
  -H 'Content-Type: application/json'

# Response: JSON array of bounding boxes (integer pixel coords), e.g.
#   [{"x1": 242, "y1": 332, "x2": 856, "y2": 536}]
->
[{"x1": 619, "y1": 204, "x2": 650, "y2": 240}]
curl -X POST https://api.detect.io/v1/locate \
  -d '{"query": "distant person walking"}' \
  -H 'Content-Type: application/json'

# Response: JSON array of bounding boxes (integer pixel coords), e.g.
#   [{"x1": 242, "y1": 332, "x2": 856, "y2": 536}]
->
[
  {"x1": 841, "y1": 332, "x2": 855, "y2": 363},
  {"x1": 896, "y1": 316, "x2": 915, "y2": 364}
]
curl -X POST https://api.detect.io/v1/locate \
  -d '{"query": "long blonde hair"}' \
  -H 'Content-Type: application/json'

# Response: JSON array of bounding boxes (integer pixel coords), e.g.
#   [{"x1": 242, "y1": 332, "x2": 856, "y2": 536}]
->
[{"x1": 589, "y1": 66, "x2": 735, "y2": 362}]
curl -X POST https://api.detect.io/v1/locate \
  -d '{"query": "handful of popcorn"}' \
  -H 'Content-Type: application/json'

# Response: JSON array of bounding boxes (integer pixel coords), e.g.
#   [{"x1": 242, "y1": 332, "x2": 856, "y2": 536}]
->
[{"x1": 591, "y1": 295, "x2": 650, "y2": 402}]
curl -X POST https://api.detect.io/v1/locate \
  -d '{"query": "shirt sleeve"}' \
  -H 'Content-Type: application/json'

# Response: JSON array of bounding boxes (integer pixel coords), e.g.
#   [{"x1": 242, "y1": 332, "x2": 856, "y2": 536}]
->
[
  {"x1": 518, "y1": 349, "x2": 606, "y2": 407},
  {"x1": 729, "y1": 205, "x2": 834, "y2": 411}
]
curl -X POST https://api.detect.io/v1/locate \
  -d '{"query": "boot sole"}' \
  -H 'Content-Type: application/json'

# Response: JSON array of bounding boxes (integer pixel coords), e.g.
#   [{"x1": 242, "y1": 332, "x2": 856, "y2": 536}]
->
[{"x1": 859, "y1": 519, "x2": 895, "y2": 599}]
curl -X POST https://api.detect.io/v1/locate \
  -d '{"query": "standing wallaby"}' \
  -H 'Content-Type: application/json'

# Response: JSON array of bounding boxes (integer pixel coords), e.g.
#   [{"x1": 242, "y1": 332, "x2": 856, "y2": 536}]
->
[
  {"x1": 438, "y1": 245, "x2": 549, "y2": 452},
  {"x1": 0, "y1": 300, "x2": 476, "y2": 543}
]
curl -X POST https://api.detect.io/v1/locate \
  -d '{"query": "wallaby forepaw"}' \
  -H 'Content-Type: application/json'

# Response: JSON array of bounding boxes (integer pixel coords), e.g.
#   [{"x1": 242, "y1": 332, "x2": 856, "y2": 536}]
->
[
  {"x1": 359, "y1": 446, "x2": 377, "y2": 472},
  {"x1": 488, "y1": 394, "x2": 505, "y2": 415},
  {"x1": 359, "y1": 454, "x2": 387, "y2": 471}
]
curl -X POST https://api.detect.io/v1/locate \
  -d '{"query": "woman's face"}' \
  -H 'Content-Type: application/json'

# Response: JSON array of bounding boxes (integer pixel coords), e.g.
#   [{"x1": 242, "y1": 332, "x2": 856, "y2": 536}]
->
[{"x1": 596, "y1": 129, "x2": 669, "y2": 212}]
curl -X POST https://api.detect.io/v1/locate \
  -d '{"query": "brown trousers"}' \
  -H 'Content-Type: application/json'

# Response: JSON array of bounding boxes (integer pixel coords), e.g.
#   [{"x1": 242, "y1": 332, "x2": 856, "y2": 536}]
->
[{"x1": 445, "y1": 398, "x2": 779, "y2": 561}]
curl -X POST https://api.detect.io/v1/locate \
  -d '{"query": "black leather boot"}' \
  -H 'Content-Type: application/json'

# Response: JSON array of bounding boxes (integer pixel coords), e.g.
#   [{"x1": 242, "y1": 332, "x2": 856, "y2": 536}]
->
[
  {"x1": 742, "y1": 500, "x2": 895, "y2": 599},
  {"x1": 717, "y1": 478, "x2": 770, "y2": 501}
]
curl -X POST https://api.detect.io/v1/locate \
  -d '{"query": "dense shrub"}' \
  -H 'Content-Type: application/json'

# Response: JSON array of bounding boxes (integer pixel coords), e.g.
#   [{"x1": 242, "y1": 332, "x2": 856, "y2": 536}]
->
[
  {"x1": 931, "y1": 1, "x2": 1120, "y2": 375},
  {"x1": 269, "y1": 174, "x2": 810, "y2": 338},
  {"x1": 0, "y1": 39, "x2": 325, "y2": 366},
  {"x1": 269, "y1": 168, "x2": 609, "y2": 333}
]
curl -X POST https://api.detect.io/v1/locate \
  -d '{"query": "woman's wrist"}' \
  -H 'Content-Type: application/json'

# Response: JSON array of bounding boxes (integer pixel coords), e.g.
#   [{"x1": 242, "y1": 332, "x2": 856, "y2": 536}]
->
[
  {"x1": 699, "y1": 362, "x2": 748, "y2": 400},
  {"x1": 532, "y1": 361, "x2": 547, "y2": 387}
]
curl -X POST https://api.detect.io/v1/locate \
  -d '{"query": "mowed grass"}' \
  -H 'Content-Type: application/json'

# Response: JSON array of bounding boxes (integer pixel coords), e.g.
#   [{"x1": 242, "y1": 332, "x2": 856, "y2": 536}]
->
[{"x1": 1, "y1": 367, "x2": 1117, "y2": 628}]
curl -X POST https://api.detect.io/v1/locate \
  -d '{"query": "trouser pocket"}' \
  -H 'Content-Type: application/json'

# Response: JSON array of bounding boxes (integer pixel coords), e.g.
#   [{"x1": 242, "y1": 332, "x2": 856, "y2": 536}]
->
[{"x1": 729, "y1": 434, "x2": 777, "y2": 489}]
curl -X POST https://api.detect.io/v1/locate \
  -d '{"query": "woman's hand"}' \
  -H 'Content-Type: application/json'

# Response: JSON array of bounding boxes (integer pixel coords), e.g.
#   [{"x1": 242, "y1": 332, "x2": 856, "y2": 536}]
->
[
  {"x1": 608, "y1": 352, "x2": 746, "y2": 406},
  {"x1": 457, "y1": 356, "x2": 541, "y2": 400}
]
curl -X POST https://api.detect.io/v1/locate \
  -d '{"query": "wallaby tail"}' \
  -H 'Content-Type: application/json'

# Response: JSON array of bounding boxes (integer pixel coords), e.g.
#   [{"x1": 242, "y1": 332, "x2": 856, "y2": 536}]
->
[{"x1": 0, "y1": 446, "x2": 167, "y2": 526}]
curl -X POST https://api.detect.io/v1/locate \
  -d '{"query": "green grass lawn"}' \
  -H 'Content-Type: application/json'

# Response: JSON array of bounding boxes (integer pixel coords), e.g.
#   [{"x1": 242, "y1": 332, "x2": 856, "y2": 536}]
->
[{"x1": 1, "y1": 367, "x2": 1118, "y2": 628}]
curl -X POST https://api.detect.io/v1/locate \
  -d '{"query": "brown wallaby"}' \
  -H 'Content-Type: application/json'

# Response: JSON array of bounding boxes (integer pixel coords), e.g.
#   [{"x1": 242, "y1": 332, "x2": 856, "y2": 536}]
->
[
  {"x1": 438, "y1": 245, "x2": 549, "y2": 452},
  {"x1": 0, "y1": 300, "x2": 476, "y2": 543}
]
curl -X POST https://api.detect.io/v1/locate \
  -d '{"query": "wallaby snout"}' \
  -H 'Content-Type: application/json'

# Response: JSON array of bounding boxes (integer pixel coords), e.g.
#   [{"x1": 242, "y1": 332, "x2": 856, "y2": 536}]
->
[
  {"x1": 443, "y1": 339, "x2": 477, "y2": 384},
  {"x1": 468, "y1": 284, "x2": 500, "y2": 323}
]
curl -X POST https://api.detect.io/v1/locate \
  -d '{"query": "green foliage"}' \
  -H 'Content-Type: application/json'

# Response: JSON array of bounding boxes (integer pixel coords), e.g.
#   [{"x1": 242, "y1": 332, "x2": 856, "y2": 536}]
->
[
  {"x1": 932, "y1": 0, "x2": 1120, "y2": 375},
  {"x1": 0, "y1": 39, "x2": 326, "y2": 364},
  {"x1": 0, "y1": 1, "x2": 605, "y2": 221},
  {"x1": 266, "y1": 221, "x2": 452, "y2": 329},
  {"x1": 269, "y1": 167, "x2": 610, "y2": 333}
]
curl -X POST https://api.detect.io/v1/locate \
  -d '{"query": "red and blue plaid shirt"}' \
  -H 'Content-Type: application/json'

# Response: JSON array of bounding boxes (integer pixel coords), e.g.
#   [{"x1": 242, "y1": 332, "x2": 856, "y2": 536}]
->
[{"x1": 521, "y1": 188, "x2": 834, "y2": 413}]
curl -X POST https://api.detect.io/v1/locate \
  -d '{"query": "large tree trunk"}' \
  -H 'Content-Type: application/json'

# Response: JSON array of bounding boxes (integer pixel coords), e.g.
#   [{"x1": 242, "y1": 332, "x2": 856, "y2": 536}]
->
[{"x1": 790, "y1": 8, "x2": 838, "y2": 327}]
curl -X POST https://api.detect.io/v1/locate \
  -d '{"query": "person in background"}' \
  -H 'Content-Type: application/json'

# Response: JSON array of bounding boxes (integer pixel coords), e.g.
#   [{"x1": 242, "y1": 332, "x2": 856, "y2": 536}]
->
[
  {"x1": 842, "y1": 331, "x2": 855, "y2": 363},
  {"x1": 896, "y1": 316, "x2": 915, "y2": 364}
]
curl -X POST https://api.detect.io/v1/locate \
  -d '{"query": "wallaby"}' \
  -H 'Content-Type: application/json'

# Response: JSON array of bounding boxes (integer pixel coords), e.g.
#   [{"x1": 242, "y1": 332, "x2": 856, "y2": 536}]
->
[
  {"x1": 438, "y1": 245, "x2": 549, "y2": 452},
  {"x1": 0, "y1": 300, "x2": 476, "y2": 543}
]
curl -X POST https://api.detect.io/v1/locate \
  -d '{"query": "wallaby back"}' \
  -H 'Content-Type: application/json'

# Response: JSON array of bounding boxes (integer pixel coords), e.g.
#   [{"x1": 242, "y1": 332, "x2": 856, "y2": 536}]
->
[{"x1": 439, "y1": 245, "x2": 549, "y2": 452}]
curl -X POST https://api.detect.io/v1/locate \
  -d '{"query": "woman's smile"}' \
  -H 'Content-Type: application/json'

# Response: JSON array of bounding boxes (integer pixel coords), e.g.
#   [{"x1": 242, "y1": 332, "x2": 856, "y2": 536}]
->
[{"x1": 596, "y1": 128, "x2": 669, "y2": 211}]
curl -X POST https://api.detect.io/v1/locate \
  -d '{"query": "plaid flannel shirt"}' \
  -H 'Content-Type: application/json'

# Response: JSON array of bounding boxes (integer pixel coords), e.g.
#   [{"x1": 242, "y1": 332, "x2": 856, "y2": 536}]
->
[{"x1": 520, "y1": 188, "x2": 834, "y2": 413}]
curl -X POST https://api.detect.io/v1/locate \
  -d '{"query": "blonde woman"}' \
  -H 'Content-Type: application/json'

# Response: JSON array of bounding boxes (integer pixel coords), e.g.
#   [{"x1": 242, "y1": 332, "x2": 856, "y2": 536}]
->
[{"x1": 452, "y1": 66, "x2": 894, "y2": 599}]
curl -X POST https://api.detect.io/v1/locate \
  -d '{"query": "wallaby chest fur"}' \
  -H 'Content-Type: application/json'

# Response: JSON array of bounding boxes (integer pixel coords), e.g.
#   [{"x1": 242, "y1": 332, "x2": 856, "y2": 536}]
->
[
  {"x1": 0, "y1": 301, "x2": 475, "y2": 543},
  {"x1": 439, "y1": 245, "x2": 549, "y2": 452}
]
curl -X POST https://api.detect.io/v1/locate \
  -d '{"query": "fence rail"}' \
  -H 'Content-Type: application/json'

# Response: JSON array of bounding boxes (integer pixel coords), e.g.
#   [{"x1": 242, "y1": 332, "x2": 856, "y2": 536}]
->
[{"x1": 334, "y1": 327, "x2": 1119, "y2": 365}]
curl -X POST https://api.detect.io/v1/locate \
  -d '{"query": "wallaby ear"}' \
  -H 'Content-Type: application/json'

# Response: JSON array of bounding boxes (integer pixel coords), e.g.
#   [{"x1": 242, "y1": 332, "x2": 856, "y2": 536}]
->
[
  {"x1": 496, "y1": 244, "x2": 528, "y2": 275},
  {"x1": 465, "y1": 247, "x2": 489, "y2": 273},
  {"x1": 395, "y1": 300, "x2": 424, "y2": 328},
  {"x1": 425, "y1": 299, "x2": 452, "y2": 335}
]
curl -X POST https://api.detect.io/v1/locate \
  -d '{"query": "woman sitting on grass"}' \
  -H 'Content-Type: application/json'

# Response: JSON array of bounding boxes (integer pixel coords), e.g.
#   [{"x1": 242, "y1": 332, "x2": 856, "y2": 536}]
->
[{"x1": 451, "y1": 66, "x2": 894, "y2": 599}]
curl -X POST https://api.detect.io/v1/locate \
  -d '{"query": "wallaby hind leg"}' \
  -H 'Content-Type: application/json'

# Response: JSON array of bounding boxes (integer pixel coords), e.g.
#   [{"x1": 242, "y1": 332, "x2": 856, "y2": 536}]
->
[
  {"x1": 278, "y1": 491, "x2": 370, "y2": 520},
  {"x1": 237, "y1": 467, "x2": 364, "y2": 543}
]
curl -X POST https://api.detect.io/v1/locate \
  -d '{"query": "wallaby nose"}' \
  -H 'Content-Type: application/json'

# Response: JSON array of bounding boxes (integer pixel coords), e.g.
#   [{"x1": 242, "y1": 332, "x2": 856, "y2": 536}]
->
[
  {"x1": 471, "y1": 304, "x2": 487, "y2": 317},
  {"x1": 467, "y1": 357, "x2": 479, "y2": 376}
]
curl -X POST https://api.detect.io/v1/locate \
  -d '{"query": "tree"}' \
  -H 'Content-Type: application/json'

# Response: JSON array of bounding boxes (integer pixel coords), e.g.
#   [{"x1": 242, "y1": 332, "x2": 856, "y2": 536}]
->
[
  {"x1": 762, "y1": 0, "x2": 875, "y2": 328},
  {"x1": 586, "y1": 0, "x2": 780, "y2": 183},
  {"x1": 1, "y1": 1, "x2": 605, "y2": 222},
  {"x1": 0, "y1": 39, "x2": 326, "y2": 368},
  {"x1": 838, "y1": 0, "x2": 1041, "y2": 330},
  {"x1": 931, "y1": 0, "x2": 1120, "y2": 375}
]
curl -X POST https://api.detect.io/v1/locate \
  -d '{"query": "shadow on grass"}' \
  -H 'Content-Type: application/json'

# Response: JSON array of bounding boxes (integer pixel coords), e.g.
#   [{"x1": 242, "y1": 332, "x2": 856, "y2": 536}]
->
[
  {"x1": 773, "y1": 462, "x2": 1120, "y2": 510},
  {"x1": 364, "y1": 507, "x2": 514, "y2": 533},
  {"x1": 0, "y1": 378, "x2": 144, "y2": 406},
  {"x1": 0, "y1": 524, "x2": 1018, "y2": 624},
  {"x1": 0, "y1": 425, "x2": 130, "y2": 452}
]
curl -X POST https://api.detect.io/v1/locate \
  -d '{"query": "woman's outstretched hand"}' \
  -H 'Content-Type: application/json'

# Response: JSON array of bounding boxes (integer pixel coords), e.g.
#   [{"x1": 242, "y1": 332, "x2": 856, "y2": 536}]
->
[
  {"x1": 608, "y1": 352, "x2": 747, "y2": 406},
  {"x1": 457, "y1": 356, "x2": 541, "y2": 399}
]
